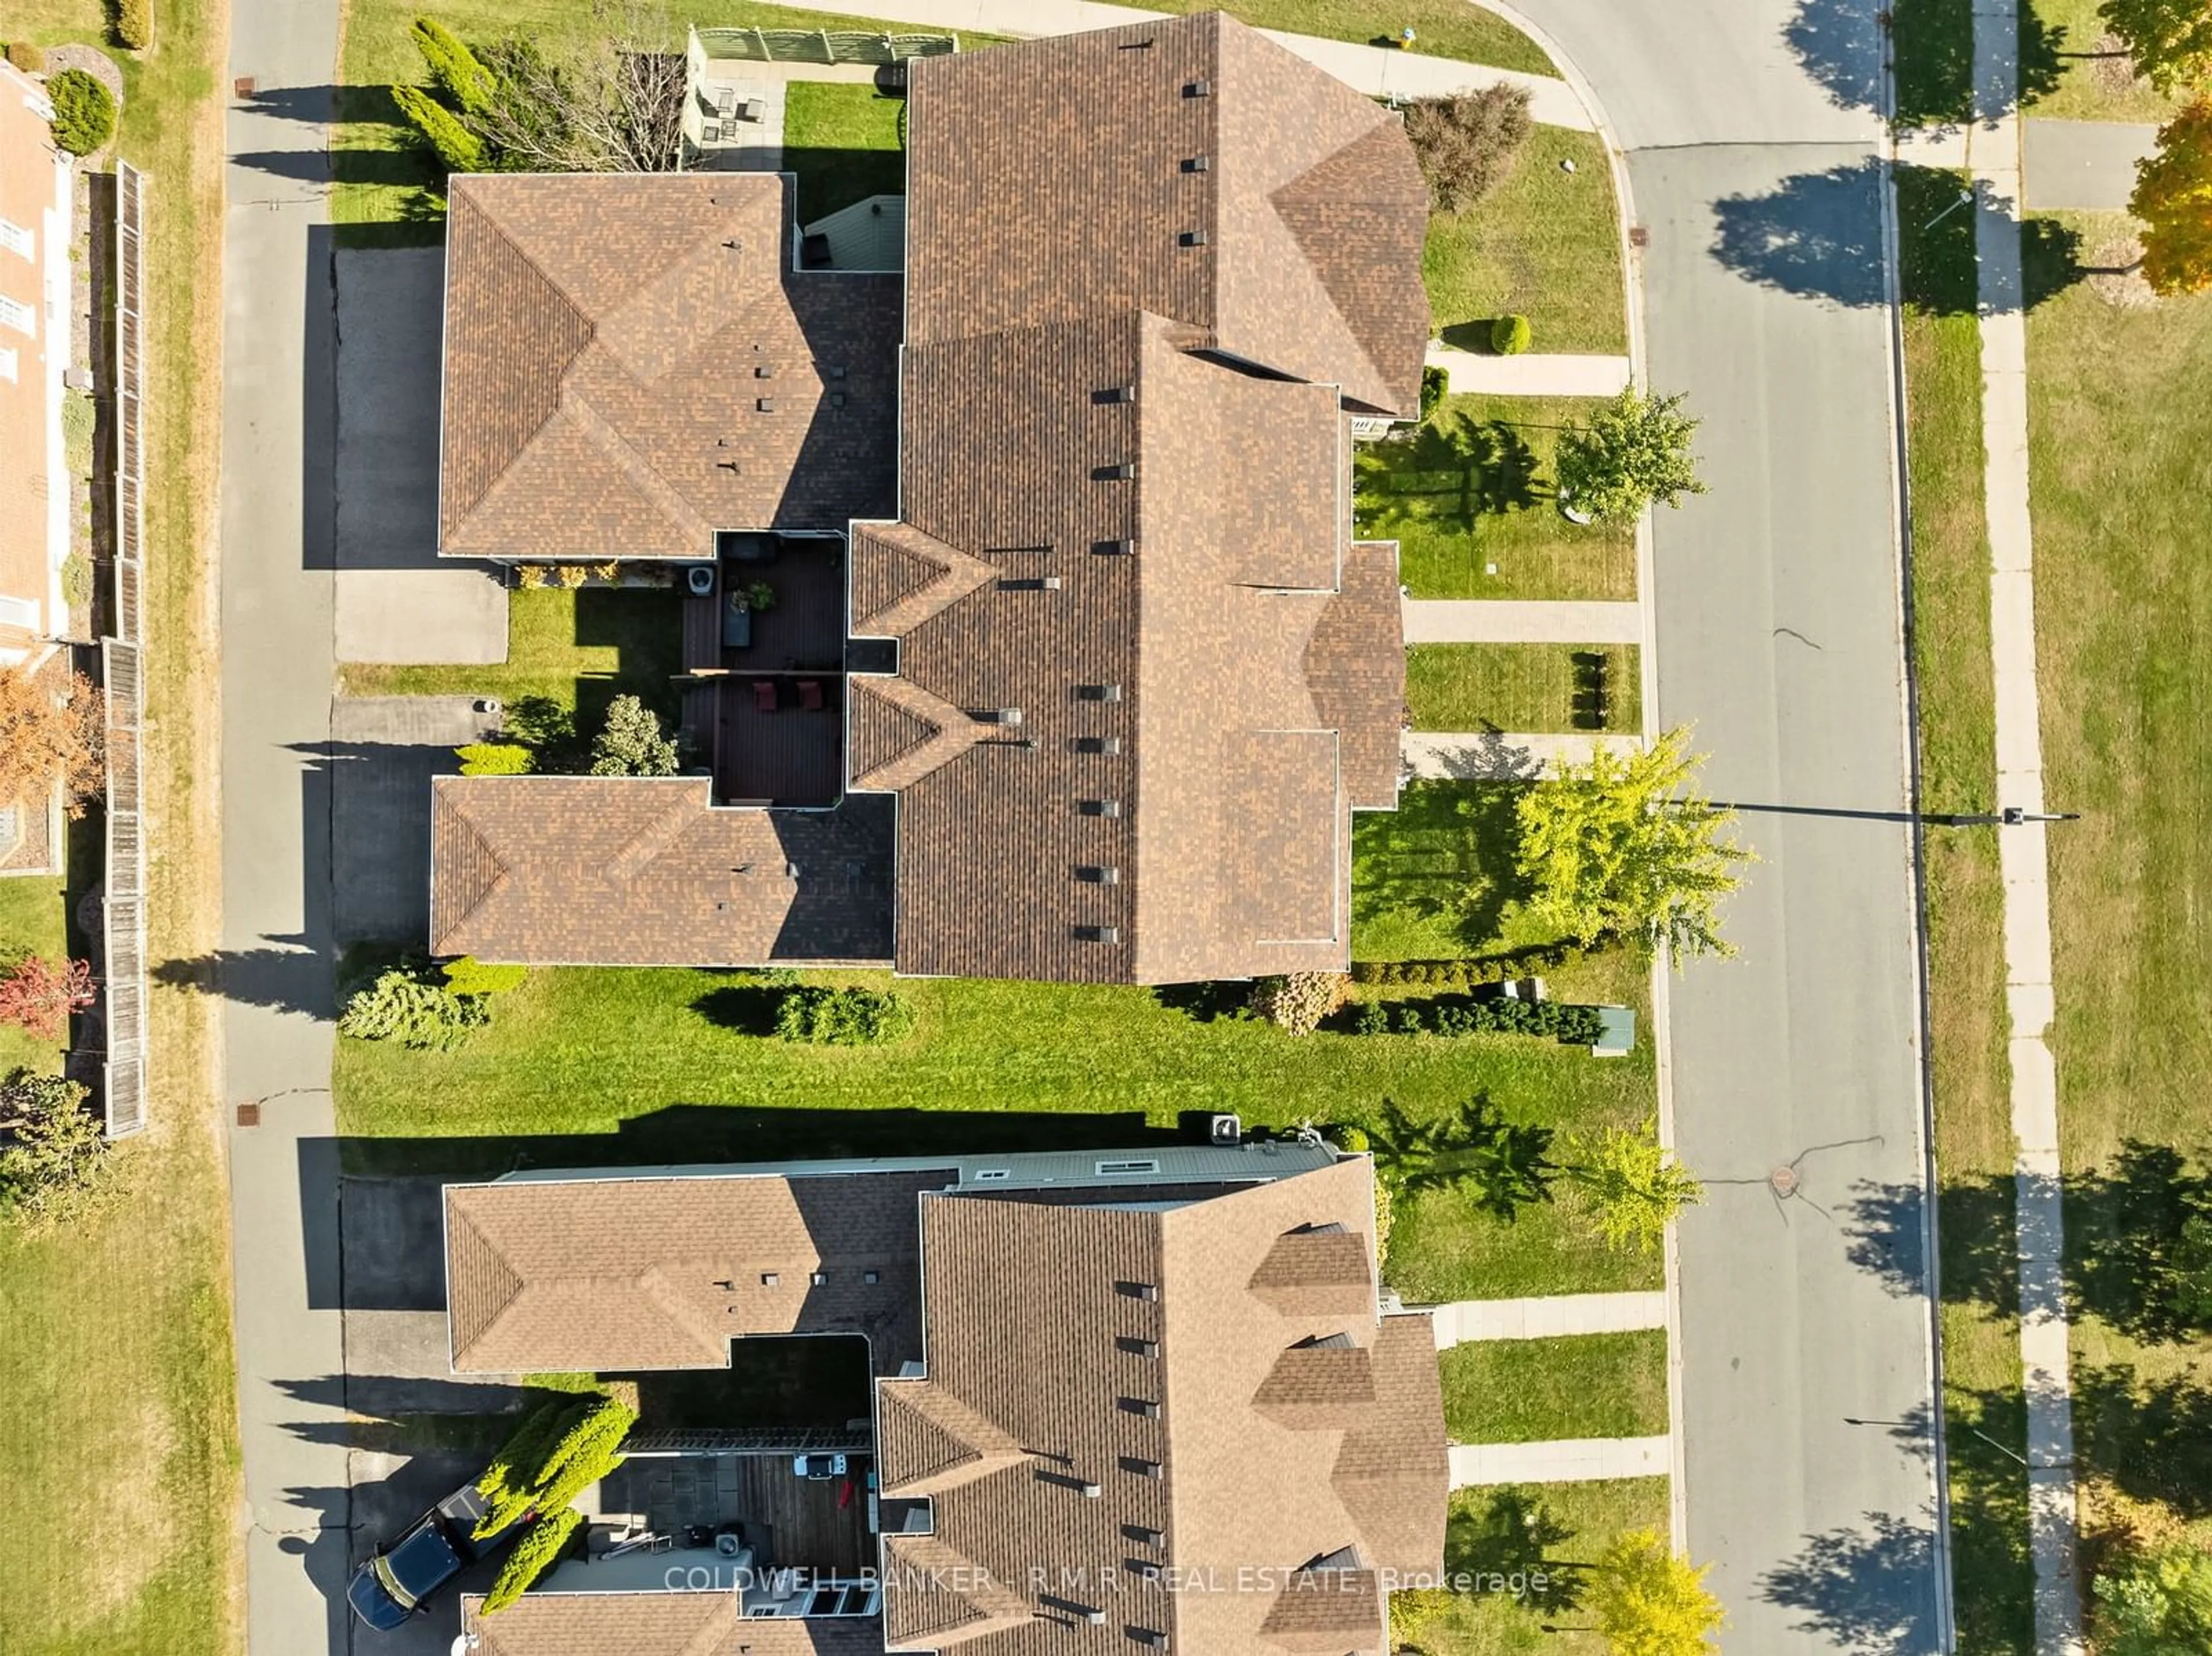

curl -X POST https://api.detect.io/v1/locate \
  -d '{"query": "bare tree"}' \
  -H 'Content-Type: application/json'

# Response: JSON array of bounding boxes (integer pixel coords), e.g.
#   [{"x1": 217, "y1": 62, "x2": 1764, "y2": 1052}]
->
[{"x1": 470, "y1": 0, "x2": 684, "y2": 173}]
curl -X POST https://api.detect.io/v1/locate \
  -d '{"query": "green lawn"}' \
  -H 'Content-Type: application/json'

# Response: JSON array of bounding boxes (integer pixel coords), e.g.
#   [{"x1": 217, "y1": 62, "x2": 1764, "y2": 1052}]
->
[
  {"x1": 1426, "y1": 127, "x2": 1626, "y2": 358},
  {"x1": 1139, "y1": 0, "x2": 1556, "y2": 74},
  {"x1": 1896, "y1": 165, "x2": 2034, "y2": 1655},
  {"x1": 1405, "y1": 643, "x2": 1641, "y2": 737},
  {"x1": 2020, "y1": 0, "x2": 2175, "y2": 122},
  {"x1": 339, "y1": 586, "x2": 684, "y2": 731},
  {"x1": 1394, "y1": 1479, "x2": 1673, "y2": 1655},
  {"x1": 783, "y1": 81, "x2": 905, "y2": 222},
  {"x1": 2024, "y1": 215, "x2": 2212, "y2": 1564},
  {"x1": 1356, "y1": 394, "x2": 1635, "y2": 600},
  {"x1": 0, "y1": 870, "x2": 70, "y2": 1078},
  {"x1": 1439, "y1": 1331, "x2": 1669, "y2": 1443}
]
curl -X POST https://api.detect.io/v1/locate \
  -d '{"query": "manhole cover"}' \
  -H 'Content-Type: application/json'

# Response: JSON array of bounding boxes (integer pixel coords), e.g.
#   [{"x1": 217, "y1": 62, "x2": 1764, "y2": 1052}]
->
[
  {"x1": 1769, "y1": 1164, "x2": 1801, "y2": 1198},
  {"x1": 236, "y1": 1101, "x2": 262, "y2": 1128}
]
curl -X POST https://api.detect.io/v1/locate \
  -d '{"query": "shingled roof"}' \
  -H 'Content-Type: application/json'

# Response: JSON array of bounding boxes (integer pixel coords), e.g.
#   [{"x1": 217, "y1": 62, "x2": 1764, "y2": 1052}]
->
[
  {"x1": 444, "y1": 1168, "x2": 950, "y2": 1374},
  {"x1": 876, "y1": 1157, "x2": 1447, "y2": 1655},
  {"x1": 460, "y1": 1593, "x2": 887, "y2": 1656},
  {"x1": 903, "y1": 12, "x2": 1429, "y2": 416},
  {"x1": 438, "y1": 172, "x2": 900, "y2": 560}
]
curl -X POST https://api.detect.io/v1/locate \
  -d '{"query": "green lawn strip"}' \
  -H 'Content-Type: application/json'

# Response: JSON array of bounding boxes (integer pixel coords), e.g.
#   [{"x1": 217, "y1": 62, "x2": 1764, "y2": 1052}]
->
[
  {"x1": 1357, "y1": 393, "x2": 1634, "y2": 601},
  {"x1": 1427, "y1": 127, "x2": 1625, "y2": 358},
  {"x1": 2024, "y1": 220, "x2": 2212, "y2": 1557},
  {"x1": 1439, "y1": 1331, "x2": 1668, "y2": 1444},
  {"x1": 2019, "y1": 0, "x2": 2174, "y2": 122},
  {"x1": 339, "y1": 586, "x2": 685, "y2": 727},
  {"x1": 1399, "y1": 1479, "x2": 1672, "y2": 1655},
  {"x1": 1405, "y1": 643, "x2": 1640, "y2": 737},
  {"x1": 1138, "y1": 0, "x2": 1556, "y2": 75},
  {"x1": 0, "y1": 870, "x2": 70, "y2": 1078},
  {"x1": 783, "y1": 80, "x2": 905, "y2": 222}
]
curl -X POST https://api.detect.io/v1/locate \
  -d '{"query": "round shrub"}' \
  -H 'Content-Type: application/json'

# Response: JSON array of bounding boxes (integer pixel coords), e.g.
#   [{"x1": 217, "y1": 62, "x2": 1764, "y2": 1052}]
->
[
  {"x1": 1491, "y1": 313, "x2": 1532, "y2": 355},
  {"x1": 47, "y1": 69, "x2": 115, "y2": 156},
  {"x1": 1418, "y1": 363, "x2": 1448, "y2": 422},
  {"x1": 1328, "y1": 1124, "x2": 1371, "y2": 1153},
  {"x1": 6, "y1": 41, "x2": 47, "y2": 73},
  {"x1": 115, "y1": 0, "x2": 153, "y2": 51},
  {"x1": 1247, "y1": 971, "x2": 1348, "y2": 1036}
]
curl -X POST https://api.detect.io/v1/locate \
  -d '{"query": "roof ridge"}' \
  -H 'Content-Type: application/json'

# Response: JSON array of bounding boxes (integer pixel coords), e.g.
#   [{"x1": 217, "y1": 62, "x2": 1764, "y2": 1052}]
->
[
  {"x1": 558, "y1": 372, "x2": 715, "y2": 552},
  {"x1": 847, "y1": 674, "x2": 983, "y2": 793},
  {"x1": 608, "y1": 790, "x2": 704, "y2": 885},
  {"x1": 850, "y1": 521, "x2": 1000, "y2": 636},
  {"x1": 883, "y1": 1531, "x2": 1036, "y2": 1645},
  {"x1": 445, "y1": 1198, "x2": 528, "y2": 1370},
  {"x1": 634, "y1": 1263, "x2": 738, "y2": 1364},
  {"x1": 878, "y1": 1376, "x2": 1031, "y2": 1497},
  {"x1": 428, "y1": 785, "x2": 513, "y2": 956}
]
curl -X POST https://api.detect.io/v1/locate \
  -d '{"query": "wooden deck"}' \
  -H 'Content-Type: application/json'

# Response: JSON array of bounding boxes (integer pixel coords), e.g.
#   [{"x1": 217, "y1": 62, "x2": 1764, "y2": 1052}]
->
[
  {"x1": 602, "y1": 1453, "x2": 874, "y2": 1572},
  {"x1": 683, "y1": 677, "x2": 844, "y2": 806},
  {"x1": 683, "y1": 540, "x2": 847, "y2": 675}
]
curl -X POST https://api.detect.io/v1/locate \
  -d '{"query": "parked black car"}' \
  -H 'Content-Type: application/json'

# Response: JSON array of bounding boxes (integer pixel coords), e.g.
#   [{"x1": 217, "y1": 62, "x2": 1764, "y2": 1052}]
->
[{"x1": 347, "y1": 1480, "x2": 515, "y2": 1631}]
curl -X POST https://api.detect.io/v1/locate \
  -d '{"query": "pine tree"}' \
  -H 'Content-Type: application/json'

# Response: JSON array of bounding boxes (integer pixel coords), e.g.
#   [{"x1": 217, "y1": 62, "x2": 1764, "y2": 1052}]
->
[
  {"x1": 479, "y1": 1505, "x2": 583, "y2": 1615},
  {"x1": 2132, "y1": 97, "x2": 2212, "y2": 296},
  {"x1": 411, "y1": 16, "x2": 497, "y2": 113},
  {"x1": 392, "y1": 83, "x2": 488, "y2": 174}
]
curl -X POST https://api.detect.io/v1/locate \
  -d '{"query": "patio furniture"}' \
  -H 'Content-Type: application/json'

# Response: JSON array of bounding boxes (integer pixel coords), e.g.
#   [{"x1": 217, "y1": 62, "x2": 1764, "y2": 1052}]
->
[
  {"x1": 752, "y1": 679, "x2": 779, "y2": 714},
  {"x1": 712, "y1": 84, "x2": 737, "y2": 119},
  {"x1": 722, "y1": 592, "x2": 753, "y2": 650},
  {"x1": 796, "y1": 679, "x2": 825, "y2": 712},
  {"x1": 738, "y1": 97, "x2": 767, "y2": 123}
]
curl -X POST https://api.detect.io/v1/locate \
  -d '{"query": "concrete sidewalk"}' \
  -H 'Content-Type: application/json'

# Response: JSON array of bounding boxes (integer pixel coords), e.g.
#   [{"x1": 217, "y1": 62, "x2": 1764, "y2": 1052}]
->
[
  {"x1": 1449, "y1": 1435, "x2": 1672, "y2": 1487},
  {"x1": 746, "y1": 0, "x2": 1595, "y2": 128},
  {"x1": 1403, "y1": 597, "x2": 1642, "y2": 644},
  {"x1": 1402, "y1": 729, "x2": 1641, "y2": 780},
  {"x1": 2022, "y1": 118, "x2": 2157, "y2": 211},
  {"x1": 1431, "y1": 1291, "x2": 1668, "y2": 1347},
  {"x1": 1426, "y1": 348, "x2": 1633, "y2": 399}
]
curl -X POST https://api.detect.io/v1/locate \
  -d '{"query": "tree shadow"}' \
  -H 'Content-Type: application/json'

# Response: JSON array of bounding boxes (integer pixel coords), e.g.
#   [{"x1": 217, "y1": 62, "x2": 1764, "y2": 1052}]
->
[
  {"x1": 1350, "y1": 778, "x2": 1533, "y2": 952},
  {"x1": 689, "y1": 983, "x2": 787, "y2": 1036},
  {"x1": 151, "y1": 942, "x2": 335, "y2": 1020},
  {"x1": 2073, "y1": 1361, "x2": 2212, "y2": 1517},
  {"x1": 1150, "y1": 980, "x2": 1251, "y2": 1023},
  {"x1": 1444, "y1": 1486, "x2": 1589, "y2": 1612},
  {"x1": 2064, "y1": 1139, "x2": 2212, "y2": 1343},
  {"x1": 1844, "y1": 1172, "x2": 2014, "y2": 1306},
  {"x1": 1355, "y1": 408, "x2": 1543, "y2": 541},
  {"x1": 1756, "y1": 1510, "x2": 1942, "y2": 1655},
  {"x1": 1785, "y1": 0, "x2": 2065, "y2": 127},
  {"x1": 1711, "y1": 160, "x2": 2086, "y2": 313}
]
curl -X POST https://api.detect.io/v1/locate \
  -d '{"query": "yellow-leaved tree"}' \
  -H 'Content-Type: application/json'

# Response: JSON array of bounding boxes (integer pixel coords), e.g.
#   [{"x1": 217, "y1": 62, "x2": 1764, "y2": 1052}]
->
[
  {"x1": 1589, "y1": 1528, "x2": 1727, "y2": 1655},
  {"x1": 2133, "y1": 98, "x2": 2212, "y2": 296}
]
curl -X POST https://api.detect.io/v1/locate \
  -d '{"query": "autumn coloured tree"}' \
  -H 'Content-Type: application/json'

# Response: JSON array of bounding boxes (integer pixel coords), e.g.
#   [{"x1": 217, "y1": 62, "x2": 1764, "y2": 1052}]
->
[
  {"x1": 1566, "y1": 1118, "x2": 1707, "y2": 1254},
  {"x1": 2101, "y1": 0, "x2": 2212, "y2": 95},
  {"x1": 2131, "y1": 98, "x2": 2212, "y2": 296},
  {"x1": 0, "y1": 1070, "x2": 109, "y2": 1219},
  {"x1": 1588, "y1": 1529, "x2": 1726, "y2": 1655},
  {"x1": 0, "y1": 957, "x2": 96, "y2": 1041},
  {"x1": 0, "y1": 664, "x2": 105, "y2": 817}
]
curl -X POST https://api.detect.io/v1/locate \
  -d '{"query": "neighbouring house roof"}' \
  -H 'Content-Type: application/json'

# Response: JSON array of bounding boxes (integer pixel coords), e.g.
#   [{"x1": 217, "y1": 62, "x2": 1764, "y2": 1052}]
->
[
  {"x1": 437, "y1": 172, "x2": 900, "y2": 560},
  {"x1": 849, "y1": 311, "x2": 1404, "y2": 983},
  {"x1": 876, "y1": 1155, "x2": 1446, "y2": 1655},
  {"x1": 460, "y1": 1592, "x2": 888, "y2": 1655},
  {"x1": 0, "y1": 62, "x2": 64, "y2": 658},
  {"x1": 902, "y1": 12, "x2": 1429, "y2": 417},
  {"x1": 444, "y1": 1167, "x2": 951, "y2": 1374},
  {"x1": 427, "y1": 777, "x2": 893, "y2": 966}
]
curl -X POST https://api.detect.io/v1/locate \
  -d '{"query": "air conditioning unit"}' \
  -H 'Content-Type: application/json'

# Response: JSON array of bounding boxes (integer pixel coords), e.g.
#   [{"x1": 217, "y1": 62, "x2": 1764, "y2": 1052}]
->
[
  {"x1": 687, "y1": 564, "x2": 716, "y2": 596},
  {"x1": 1209, "y1": 1113, "x2": 1241, "y2": 1147}
]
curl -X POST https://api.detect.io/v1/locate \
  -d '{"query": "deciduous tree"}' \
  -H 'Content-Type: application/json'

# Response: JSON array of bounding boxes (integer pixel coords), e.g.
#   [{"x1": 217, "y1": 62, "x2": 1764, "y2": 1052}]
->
[
  {"x1": 1554, "y1": 386, "x2": 1708, "y2": 524},
  {"x1": 0, "y1": 664, "x2": 105, "y2": 818},
  {"x1": 1565, "y1": 1117, "x2": 1705, "y2": 1255},
  {"x1": 2132, "y1": 97, "x2": 2212, "y2": 296},
  {"x1": 1402, "y1": 85, "x2": 1533, "y2": 212},
  {"x1": 1514, "y1": 727, "x2": 1748, "y2": 959},
  {"x1": 0, "y1": 957, "x2": 95, "y2": 1042},
  {"x1": 2101, "y1": 0, "x2": 2212, "y2": 95},
  {"x1": 2095, "y1": 1540, "x2": 2212, "y2": 1655},
  {"x1": 1588, "y1": 1528, "x2": 1725, "y2": 1656},
  {"x1": 0, "y1": 1070, "x2": 108, "y2": 1220}
]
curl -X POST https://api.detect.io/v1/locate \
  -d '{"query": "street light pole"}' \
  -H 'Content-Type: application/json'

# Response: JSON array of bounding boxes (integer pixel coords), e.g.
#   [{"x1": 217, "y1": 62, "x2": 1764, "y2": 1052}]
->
[{"x1": 1926, "y1": 808, "x2": 2081, "y2": 828}]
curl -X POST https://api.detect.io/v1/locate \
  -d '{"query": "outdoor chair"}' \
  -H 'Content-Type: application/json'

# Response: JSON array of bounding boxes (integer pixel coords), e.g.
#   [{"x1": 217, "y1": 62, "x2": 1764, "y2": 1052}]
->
[
  {"x1": 752, "y1": 680, "x2": 779, "y2": 714},
  {"x1": 738, "y1": 97, "x2": 767, "y2": 123},
  {"x1": 796, "y1": 679, "x2": 825, "y2": 712}
]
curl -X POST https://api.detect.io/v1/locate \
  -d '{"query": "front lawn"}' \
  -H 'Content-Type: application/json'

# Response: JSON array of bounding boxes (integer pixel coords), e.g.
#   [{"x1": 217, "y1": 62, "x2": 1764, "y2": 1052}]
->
[
  {"x1": 1396, "y1": 1479, "x2": 1673, "y2": 1655},
  {"x1": 1139, "y1": 0, "x2": 1558, "y2": 74},
  {"x1": 1405, "y1": 643, "x2": 1642, "y2": 737},
  {"x1": 1355, "y1": 394, "x2": 1635, "y2": 600},
  {"x1": 338, "y1": 585, "x2": 684, "y2": 729},
  {"x1": 783, "y1": 81, "x2": 906, "y2": 222},
  {"x1": 2019, "y1": 0, "x2": 2173, "y2": 122},
  {"x1": 1426, "y1": 126, "x2": 1626, "y2": 358},
  {"x1": 1440, "y1": 1331, "x2": 1669, "y2": 1443},
  {"x1": 0, "y1": 870, "x2": 70, "y2": 1078}
]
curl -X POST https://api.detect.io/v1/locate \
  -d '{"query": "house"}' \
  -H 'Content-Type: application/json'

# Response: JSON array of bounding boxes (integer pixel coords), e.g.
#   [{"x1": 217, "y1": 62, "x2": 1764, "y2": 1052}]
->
[
  {"x1": 441, "y1": 1142, "x2": 1448, "y2": 1653},
  {"x1": 428, "y1": 12, "x2": 1425, "y2": 983},
  {"x1": 0, "y1": 59, "x2": 69, "y2": 668}
]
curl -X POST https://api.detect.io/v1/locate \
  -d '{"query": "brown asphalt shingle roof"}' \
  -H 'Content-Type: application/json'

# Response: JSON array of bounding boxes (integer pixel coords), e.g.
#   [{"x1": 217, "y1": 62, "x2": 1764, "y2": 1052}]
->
[
  {"x1": 428, "y1": 777, "x2": 893, "y2": 966},
  {"x1": 460, "y1": 1593, "x2": 887, "y2": 1655},
  {"x1": 438, "y1": 173, "x2": 900, "y2": 560},
  {"x1": 444, "y1": 1168, "x2": 950, "y2": 1374}
]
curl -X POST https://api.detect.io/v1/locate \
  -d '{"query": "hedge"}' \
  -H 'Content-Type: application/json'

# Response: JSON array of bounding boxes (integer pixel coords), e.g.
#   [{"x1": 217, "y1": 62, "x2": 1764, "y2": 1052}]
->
[
  {"x1": 1349, "y1": 938, "x2": 1607, "y2": 988},
  {"x1": 1491, "y1": 313, "x2": 1532, "y2": 355},
  {"x1": 1369, "y1": 994, "x2": 1605, "y2": 1046},
  {"x1": 114, "y1": 0, "x2": 151, "y2": 50},
  {"x1": 6, "y1": 41, "x2": 46, "y2": 71},
  {"x1": 774, "y1": 985, "x2": 913, "y2": 1045}
]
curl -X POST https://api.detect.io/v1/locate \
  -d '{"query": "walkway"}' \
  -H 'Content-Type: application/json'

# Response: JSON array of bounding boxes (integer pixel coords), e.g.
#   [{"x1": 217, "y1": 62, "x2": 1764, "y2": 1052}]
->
[
  {"x1": 1403, "y1": 597, "x2": 1641, "y2": 645},
  {"x1": 1425, "y1": 348, "x2": 1633, "y2": 399},
  {"x1": 2021, "y1": 118, "x2": 2157, "y2": 211},
  {"x1": 1431, "y1": 1290, "x2": 1667, "y2": 1347},
  {"x1": 747, "y1": 0, "x2": 1595, "y2": 128},
  {"x1": 1449, "y1": 1435, "x2": 1672, "y2": 1487},
  {"x1": 1402, "y1": 729, "x2": 1641, "y2": 780},
  {"x1": 1974, "y1": 5, "x2": 2086, "y2": 1651}
]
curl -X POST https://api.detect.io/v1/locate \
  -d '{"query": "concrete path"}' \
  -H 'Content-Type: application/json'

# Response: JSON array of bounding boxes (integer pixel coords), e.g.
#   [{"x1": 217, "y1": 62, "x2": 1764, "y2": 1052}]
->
[
  {"x1": 1432, "y1": 1291, "x2": 1668, "y2": 1347},
  {"x1": 746, "y1": 0, "x2": 1595, "y2": 128},
  {"x1": 1975, "y1": 14, "x2": 2087, "y2": 1656},
  {"x1": 1402, "y1": 729, "x2": 1641, "y2": 780},
  {"x1": 1426, "y1": 348, "x2": 1633, "y2": 399},
  {"x1": 2022, "y1": 118, "x2": 2157, "y2": 211},
  {"x1": 1502, "y1": 0, "x2": 1946, "y2": 1644},
  {"x1": 1449, "y1": 1435, "x2": 1672, "y2": 1487},
  {"x1": 1403, "y1": 597, "x2": 1641, "y2": 644},
  {"x1": 222, "y1": 1, "x2": 350, "y2": 1650}
]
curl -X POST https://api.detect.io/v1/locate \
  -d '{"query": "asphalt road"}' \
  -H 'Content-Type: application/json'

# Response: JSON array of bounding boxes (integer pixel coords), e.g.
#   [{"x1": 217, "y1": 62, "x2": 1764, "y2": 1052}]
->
[{"x1": 1503, "y1": 1, "x2": 1948, "y2": 1650}]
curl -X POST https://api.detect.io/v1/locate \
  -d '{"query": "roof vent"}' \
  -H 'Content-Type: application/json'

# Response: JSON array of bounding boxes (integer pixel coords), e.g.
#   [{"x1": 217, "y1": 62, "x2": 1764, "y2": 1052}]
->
[
  {"x1": 1120, "y1": 1456, "x2": 1164, "y2": 1479},
  {"x1": 1077, "y1": 865, "x2": 1120, "y2": 885},
  {"x1": 970, "y1": 707, "x2": 1024, "y2": 726},
  {"x1": 830, "y1": 392, "x2": 847, "y2": 410},
  {"x1": 997, "y1": 575, "x2": 1063, "y2": 592},
  {"x1": 1184, "y1": 78, "x2": 1210, "y2": 96},
  {"x1": 1093, "y1": 538, "x2": 1137, "y2": 556},
  {"x1": 1116, "y1": 1280, "x2": 1160, "y2": 1302},
  {"x1": 1094, "y1": 461, "x2": 1137, "y2": 480},
  {"x1": 1129, "y1": 1633, "x2": 1169, "y2": 1652},
  {"x1": 1124, "y1": 1525, "x2": 1166, "y2": 1548},
  {"x1": 1183, "y1": 155, "x2": 1210, "y2": 173},
  {"x1": 1077, "y1": 737, "x2": 1122, "y2": 755},
  {"x1": 756, "y1": 396, "x2": 775, "y2": 412},
  {"x1": 1179, "y1": 229, "x2": 1207, "y2": 248},
  {"x1": 1118, "y1": 1336, "x2": 1161, "y2": 1356},
  {"x1": 1077, "y1": 683, "x2": 1124, "y2": 702},
  {"x1": 1081, "y1": 1482, "x2": 1104, "y2": 1498},
  {"x1": 1118, "y1": 36, "x2": 1153, "y2": 49},
  {"x1": 760, "y1": 1272, "x2": 779, "y2": 1287},
  {"x1": 1076, "y1": 923, "x2": 1123, "y2": 943},
  {"x1": 1080, "y1": 799, "x2": 1123, "y2": 817},
  {"x1": 1118, "y1": 1397, "x2": 1162, "y2": 1419},
  {"x1": 1094, "y1": 385, "x2": 1137, "y2": 405},
  {"x1": 755, "y1": 364, "x2": 774, "y2": 378}
]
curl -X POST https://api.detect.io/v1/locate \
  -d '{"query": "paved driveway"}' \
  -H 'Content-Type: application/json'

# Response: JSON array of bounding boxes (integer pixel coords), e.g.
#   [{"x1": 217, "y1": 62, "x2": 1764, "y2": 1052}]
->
[
  {"x1": 332, "y1": 244, "x2": 506, "y2": 666},
  {"x1": 330, "y1": 696, "x2": 497, "y2": 946}
]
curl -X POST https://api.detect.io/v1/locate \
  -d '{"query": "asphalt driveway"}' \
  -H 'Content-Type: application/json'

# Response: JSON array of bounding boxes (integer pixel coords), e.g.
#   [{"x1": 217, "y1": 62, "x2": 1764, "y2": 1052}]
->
[{"x1": 329, "y1": 696, "x2": 497, "y2": 946}]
